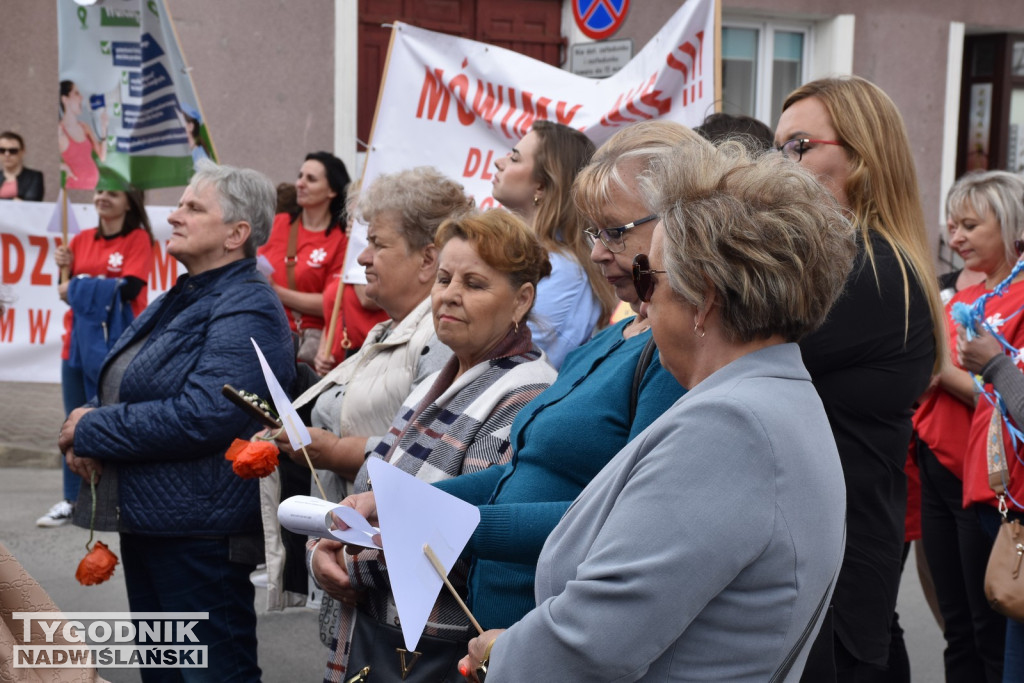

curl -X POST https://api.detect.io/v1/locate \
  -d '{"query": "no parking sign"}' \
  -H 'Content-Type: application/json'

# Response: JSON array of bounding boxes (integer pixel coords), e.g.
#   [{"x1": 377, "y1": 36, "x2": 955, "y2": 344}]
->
[{"x1": 572, "y1": 0, "x2": 629, "y2": 41}]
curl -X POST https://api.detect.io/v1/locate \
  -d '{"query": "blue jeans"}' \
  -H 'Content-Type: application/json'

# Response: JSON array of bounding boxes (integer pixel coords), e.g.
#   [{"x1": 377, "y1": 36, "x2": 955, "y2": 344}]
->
[
  {"x1": 119, "y1": 533, "x2": 261, "y2": 683},
  {"x1": 61, "y1": 360, "x2": 87, "y2": 502},
  {"x1": 976, "y1": 504, "x2": 1024, "y2": 683}
]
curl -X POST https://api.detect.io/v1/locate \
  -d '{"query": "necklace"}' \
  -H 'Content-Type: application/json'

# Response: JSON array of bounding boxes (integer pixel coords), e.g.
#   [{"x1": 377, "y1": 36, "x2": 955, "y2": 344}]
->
[{"x1": 623, "y1": 316, "x2": 651, "y2": 339}]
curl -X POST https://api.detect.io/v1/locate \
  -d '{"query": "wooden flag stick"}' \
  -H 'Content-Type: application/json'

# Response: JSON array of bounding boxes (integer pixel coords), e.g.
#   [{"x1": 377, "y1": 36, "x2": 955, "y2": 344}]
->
[
  {"x1": 423, "y1": 543, "x2": 483, "y2": 635},
  {"x1": 283, "y1": 413, "x2": 327, "y2": 500},
  {"x1": 300, "y1": 445, "x2": 328, "y2": 500},
  {"x1": 60, "y1": 190, "x2": 70, "y2": 283},
  {"x1": 324, "y1": 266, "x2": 345, "y2": 355}
]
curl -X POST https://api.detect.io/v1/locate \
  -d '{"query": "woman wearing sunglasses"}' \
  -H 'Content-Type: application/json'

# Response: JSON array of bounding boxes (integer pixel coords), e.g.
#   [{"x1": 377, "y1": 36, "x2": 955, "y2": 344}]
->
[
  {"x1": 325, "y1": 121, "x2": 691, "y2": 667},
  {"x1": 457, "y1": 135, "x2": 857, "y2": 682},
  {"x1": 775, "y1": 76, "x2": 946, "y2": 681},
  {"x1": 918, "y1": 170, "x2": 1024, "y2": 682}
]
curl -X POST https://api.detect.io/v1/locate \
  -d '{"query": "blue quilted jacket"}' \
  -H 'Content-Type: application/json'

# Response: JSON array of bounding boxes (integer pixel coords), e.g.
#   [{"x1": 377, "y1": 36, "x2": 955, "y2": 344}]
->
[{"x1": 73, "y1": 258, "x2": 296, "y2": 536}]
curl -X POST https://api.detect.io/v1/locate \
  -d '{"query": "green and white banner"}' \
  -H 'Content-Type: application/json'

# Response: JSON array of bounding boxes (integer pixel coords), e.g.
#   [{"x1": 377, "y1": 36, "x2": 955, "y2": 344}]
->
[{"x1": 57, "y1": 0, "x2": 213, "y2": 191}]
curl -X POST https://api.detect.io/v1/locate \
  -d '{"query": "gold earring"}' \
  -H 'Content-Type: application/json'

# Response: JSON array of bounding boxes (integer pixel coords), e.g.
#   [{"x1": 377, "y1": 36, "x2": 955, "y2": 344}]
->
[
  {"x1": 514, "y1": 319, "x2": 520, "y2": 334},
  {"x1": 693, "y1": 321, "x2": 705, "y2": 338},
  {"x1": 533, "y1": 195, "x2": 540, "y2": 206}
]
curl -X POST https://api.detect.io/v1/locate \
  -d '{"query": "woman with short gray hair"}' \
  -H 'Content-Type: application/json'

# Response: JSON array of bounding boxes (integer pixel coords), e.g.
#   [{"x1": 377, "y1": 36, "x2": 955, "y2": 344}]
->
[{"x1": 59, "y1": 161, "x2": 295, "y2": 682}]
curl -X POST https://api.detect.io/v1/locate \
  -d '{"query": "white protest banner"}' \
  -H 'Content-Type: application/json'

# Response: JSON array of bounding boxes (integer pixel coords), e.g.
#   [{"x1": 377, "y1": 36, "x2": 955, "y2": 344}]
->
[
  {"x1": 344, "y1": 0, "x2": 716, "y2": 280},
  {"x1": 0, "y1": 202, "x2": 177, "y2": 383},
  {"x1": 57, "y1": 0, "x2": 213, "y2": 191}
]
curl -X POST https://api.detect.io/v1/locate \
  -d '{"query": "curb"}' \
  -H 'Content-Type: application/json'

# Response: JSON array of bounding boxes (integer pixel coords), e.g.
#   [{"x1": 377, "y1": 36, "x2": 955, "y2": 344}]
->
[{"x1": 0, "y1": 444, "x2": 61, "y2": 469}]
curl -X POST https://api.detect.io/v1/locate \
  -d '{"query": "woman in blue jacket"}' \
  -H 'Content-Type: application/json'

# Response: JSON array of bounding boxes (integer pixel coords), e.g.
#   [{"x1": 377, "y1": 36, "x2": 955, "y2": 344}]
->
[{"x1": 59, "y1": 160, "x2": 295, "y2": 683}]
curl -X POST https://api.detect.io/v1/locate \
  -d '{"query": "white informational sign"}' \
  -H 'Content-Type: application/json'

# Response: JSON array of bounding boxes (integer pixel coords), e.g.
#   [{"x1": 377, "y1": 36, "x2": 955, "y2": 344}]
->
[
  {"x1": 343, "y1": 0, "x2": 716, "y2": 280},
  {"x1": 570, "y1": 38, "x2": 634, "y2": 78},
  {"x1": 57, "y1": 0, "x2": 211, "y2": 190},
  {"x1": 0, "y1": 201, "x2": 176, "y2": 383}
]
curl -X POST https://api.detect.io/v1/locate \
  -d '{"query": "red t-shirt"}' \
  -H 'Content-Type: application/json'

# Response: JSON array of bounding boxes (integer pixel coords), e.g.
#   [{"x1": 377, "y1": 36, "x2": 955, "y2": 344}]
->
[
  {"x1": 320, "y1": 275, "x2": 389, "y2": 362},
  {"x1": 958, "y1": 280, "x2": 1024, "y2": 510},
  {"x1": 258, "y1": 213, "x2": 348, "y2": 332},
  {"x1": 913, "y1": 292, "x2": 978, "y2": 479},
  {"x1": 62, "y1": 227, "x2": 153, "y2": 360}
]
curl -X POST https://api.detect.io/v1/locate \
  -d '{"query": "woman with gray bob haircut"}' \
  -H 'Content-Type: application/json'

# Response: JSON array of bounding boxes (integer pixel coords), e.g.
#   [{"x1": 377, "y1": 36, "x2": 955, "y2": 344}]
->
[
  {"x1": 59, "y1": 160, "x2": 295, "y2": 682},
  {"x1": 191, "y1": 157, "x2": 277, "y2": 256},
  {"x1": 462, "y1": 139, "x2": 858, "y2": 682}
]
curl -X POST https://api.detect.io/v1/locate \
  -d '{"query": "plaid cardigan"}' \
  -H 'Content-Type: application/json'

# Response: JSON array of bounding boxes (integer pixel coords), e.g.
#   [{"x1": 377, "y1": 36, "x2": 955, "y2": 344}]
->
[{"x1": 323, "y1": 327, "x2": 556, "y2": 682}]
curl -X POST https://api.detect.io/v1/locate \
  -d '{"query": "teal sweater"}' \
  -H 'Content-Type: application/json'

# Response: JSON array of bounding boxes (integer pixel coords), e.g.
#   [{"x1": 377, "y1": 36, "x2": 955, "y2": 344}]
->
[{"x1": 435, "y1": 317, "x2": 686, "y2": 628}]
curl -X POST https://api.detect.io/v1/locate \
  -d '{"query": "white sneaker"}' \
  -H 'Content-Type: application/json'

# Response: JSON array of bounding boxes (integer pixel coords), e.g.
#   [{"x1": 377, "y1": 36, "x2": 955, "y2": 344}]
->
[{"x1": 36, "y1": 500, "x2": 73, "y2": 528}]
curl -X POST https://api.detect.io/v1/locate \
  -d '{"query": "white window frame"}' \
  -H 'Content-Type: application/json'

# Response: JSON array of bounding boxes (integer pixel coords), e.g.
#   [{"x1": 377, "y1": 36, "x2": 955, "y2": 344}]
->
[{"x1": 721, "y1": 17, "x2": 813, "y2": 127}]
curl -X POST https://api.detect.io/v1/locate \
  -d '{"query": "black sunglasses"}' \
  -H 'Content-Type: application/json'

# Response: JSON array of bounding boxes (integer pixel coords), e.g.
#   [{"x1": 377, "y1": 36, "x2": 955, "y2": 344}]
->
[
  {"x1": 1016, "y1": 240, "x2": 1024, "y2": 257},
  {"x1": 631, "y1": 254, "x2": 668, "y2": 303},
  {"x1": 0, "y1": 147, "x2": 21, "y2": 155}
]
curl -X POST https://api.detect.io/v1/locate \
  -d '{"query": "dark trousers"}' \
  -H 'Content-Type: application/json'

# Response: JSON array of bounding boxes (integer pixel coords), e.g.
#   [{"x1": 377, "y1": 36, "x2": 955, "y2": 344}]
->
[
  {"x1": 918, "y1": 440, "x2": 1005, "y2": 682},
  {"x1": 976, "y1": 503, "x2": 1024, "y2": 683},
  {"x1": 60, "y1": 360, "x2": 86, "y2": 502},
  {"x1": 120, "y1": 533, "x2": 261, "y2": 683}
]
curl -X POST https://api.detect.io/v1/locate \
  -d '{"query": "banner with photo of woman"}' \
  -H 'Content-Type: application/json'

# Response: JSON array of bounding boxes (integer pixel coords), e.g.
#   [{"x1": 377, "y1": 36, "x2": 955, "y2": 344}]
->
[{"x1": 56, "y1": 0, "x2": 214, "y2": 191}]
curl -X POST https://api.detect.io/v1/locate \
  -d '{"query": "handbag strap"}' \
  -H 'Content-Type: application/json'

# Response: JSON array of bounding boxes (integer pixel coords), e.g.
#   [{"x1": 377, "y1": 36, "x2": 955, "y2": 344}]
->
[
  {"x1": 987, "y1": 408, "x2": 1010, "y2": 501},
  {"x1": 629, "y1": 335, "x2": 657, "y2": 425},
  {"x1": 285, "y1": 217, "x2": 300, "y2": 290},
  {"x1": 285, "y1": 217, "x2": 304, "y2": 329},
  {"x1": 769, "y1": 526, "x2": 845, "y2": 683}
]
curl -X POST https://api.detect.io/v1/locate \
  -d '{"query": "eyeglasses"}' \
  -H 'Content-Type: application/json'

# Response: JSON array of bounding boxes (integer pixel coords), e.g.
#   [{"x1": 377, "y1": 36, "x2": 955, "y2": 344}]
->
[
  {"x1": 584, "y1": 215, "x2": 658, "y2": 253},
  {"x1": 0, "y1": 147, "x2": 21, "y2": 155},
  {"x1": 632, "y1": 253, "x2": 668, "y2": 303},
  {"x1": 776, "y1": 138, "x2": 843, "y2": 162}
]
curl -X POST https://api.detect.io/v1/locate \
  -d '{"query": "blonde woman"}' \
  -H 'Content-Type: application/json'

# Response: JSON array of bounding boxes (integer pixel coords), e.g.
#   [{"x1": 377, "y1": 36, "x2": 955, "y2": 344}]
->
[
  {"x1": 491, "y1": 120, "x2": 616, "y2": 367},
  {"x1": 775, "y1": 76, "x2": 946, "y2": 680}
]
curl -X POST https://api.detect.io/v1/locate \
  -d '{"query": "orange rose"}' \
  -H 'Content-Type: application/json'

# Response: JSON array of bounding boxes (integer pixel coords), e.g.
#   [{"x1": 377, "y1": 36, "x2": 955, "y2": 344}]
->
[
  {"x1": 225, "y1": 438, "x2": 280, "y2": 478},
  {"x1": 75, "y1": 540, "x2": 118, "y2": 586}
]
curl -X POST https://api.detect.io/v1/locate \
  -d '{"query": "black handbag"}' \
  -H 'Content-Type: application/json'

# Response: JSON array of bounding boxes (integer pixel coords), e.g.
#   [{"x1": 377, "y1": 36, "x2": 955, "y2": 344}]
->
[{"x1": 346, "y1": 609, "x2": 467, "y2": 683}]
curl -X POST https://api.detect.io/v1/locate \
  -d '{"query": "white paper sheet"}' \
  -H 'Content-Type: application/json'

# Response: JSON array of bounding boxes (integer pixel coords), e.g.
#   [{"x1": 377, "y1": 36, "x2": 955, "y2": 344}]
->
[
  {"x1": 250, "y1": 337, "x2": 312, "y2": 450},
  {"x1": 367, "y1": 458, "x2": 481, "y2": 652},
  {"x1": 277, "y1": 495, "x2": 381, "y2": 548}
]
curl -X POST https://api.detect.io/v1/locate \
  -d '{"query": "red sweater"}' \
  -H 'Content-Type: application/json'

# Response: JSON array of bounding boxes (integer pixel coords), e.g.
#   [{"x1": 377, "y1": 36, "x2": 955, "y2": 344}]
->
[
  {"x1": 958, "y1": 281, "x2": 1024, "y2": 510},
  {"x1": 62, "y1": 227, "x2": 152, "y2": 360},
  {"x1": 258, "y1": 213, "x2": 348, "y2": 332}
]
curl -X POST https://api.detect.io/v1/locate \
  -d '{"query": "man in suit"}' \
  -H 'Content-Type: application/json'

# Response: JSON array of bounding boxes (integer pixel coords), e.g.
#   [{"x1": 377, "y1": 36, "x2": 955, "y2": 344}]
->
[{"x1": 0, "y1": 131, "x2": 43, "y2": 201}]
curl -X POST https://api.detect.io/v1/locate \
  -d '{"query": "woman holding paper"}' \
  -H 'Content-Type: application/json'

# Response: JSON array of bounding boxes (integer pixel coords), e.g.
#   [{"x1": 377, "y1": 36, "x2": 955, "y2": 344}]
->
[
  {"x1": 459, "y1": 134, "x2": 856, "y2": 682},
  {"x1": 59, "y1": 160, "x2": 296, "y2": 682},
  {"x1": 258, "y1": 168, "x2": 468, "y2": 615},
  {"x1": 258, "y1": 151, "x2": 351, "y2": 367},
  {"x1": 491, "y1": 120, "x2": 616, "y2": 368},
  {"x1": 307, "y1": 208, "x2": 557, "y2": 681}
]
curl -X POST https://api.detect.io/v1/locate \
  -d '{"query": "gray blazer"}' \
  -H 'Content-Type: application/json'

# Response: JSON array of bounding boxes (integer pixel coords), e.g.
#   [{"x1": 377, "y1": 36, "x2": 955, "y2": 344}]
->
[{"x1": 487, "y1": 343, "x2": 846, "y2": 682}]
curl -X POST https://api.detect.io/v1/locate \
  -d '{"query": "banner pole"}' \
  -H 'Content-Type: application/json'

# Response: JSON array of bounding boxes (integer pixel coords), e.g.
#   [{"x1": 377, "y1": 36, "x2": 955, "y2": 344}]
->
[
  {"x1": 161, "y1": 0, "x2": 219, "y2": 162},
  {"x1": 714, "y1": 0, "x2": 722, "y2": 113},
  {"x1": 60, "y1": 190, "x2": 70, "y2": 283}
]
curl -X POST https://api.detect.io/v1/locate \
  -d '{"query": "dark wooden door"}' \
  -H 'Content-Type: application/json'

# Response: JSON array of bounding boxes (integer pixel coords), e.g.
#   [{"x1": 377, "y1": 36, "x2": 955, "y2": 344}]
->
[{"x1": 357, "y1": 0, "x2": 563, "y2": 149}]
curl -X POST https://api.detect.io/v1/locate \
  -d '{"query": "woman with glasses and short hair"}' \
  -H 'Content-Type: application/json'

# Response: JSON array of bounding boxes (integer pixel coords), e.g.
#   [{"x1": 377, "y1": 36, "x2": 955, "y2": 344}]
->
[
  {"x1": 775, "y1": 76, "x2": 946, "y2": 680},
  {"x1": 917, "y1": 170, "x2": 1024, "y2": 682},
  {"x1": 458, "y1": 134, "x2": 857, "y2": 682},
  {"x1": 0, "y1": 131, "x2": 43, "y2": 201}
]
